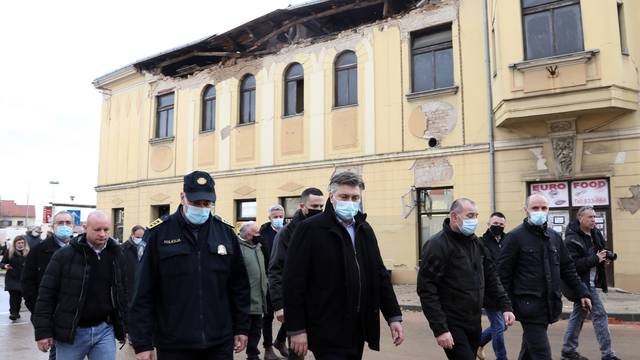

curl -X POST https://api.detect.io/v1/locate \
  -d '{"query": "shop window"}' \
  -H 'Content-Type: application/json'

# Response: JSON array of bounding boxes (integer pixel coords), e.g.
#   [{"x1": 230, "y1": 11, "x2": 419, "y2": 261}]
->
[
  {"x1": 236, "y1": 199, "x2": 257, "y2": 222},
  {"x1": 113, "y1": 208, "x2": 124, "y2": 242},
  {"x1": 284, "y1": 63, "x2": 304, "y2": 116},
  {"x1": 155, "y1": 93, "x2": 174, "y2": 138},
  {"x1": 239, "y1": 75, "x2": 256, "y2": 124},
  {"x1": 417, "y1": 187, "x2": 454, "y2": 260},
  {"x1": 411, "y1": 26, "x2": 454, "y2": 92},
  {"x1": 334, "y1": 51, "x2": 357, "y2": 107},
  {"x1": 202, "y1": 85, "x2": 216, "y2": 131},
  {"x1": 522, "y1": 0, "x2": 583, "y2": 60},
  {"x1": 280, "y1": 196, "x2": 301, "y2": 223}
]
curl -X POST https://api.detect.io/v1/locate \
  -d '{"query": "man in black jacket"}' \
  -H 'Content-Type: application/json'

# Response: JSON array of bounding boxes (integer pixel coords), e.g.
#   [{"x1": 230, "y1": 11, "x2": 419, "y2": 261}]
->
[
  {"x1": 560, "y1": 206, "x2": 619, "y2": 360},
  {"x1": 418, "y1": 198, "x2": 514, "y2": 360},
  {"x1": 121, "y1": 224, "x2": 146, "y2": 305},
  {"x1": 498, "y1": 194, "x2": 591, "y2": 360},
  {"x1": 284, "y1": 172, "x2": 404, "y2": 360},
  {"x1": 128, "y1": 171, "x2": 250, "y2": 360},
  {"x1": 32, "y1": 211, "x2": 128, "y2": 360},
  {"x1": 25, "y1": 225, "x2": 43, "y2": 249}
]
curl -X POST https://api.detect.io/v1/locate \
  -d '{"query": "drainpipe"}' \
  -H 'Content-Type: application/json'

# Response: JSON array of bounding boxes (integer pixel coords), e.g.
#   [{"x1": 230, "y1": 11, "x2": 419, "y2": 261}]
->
[{"x1": 482, "y1": 0, "x2": 496, "y2": 212}]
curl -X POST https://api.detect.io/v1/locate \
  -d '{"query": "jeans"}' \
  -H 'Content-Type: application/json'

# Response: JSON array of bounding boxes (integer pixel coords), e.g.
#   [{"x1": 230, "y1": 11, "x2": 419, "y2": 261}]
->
[
  {"x1": 562, "y1": 286, "x2": 615, "y2": 358},
  {"x1": 247, "y1": 314, "x2": 263, "y2": 359},
  {"x1": 55, "y1": 322, "x2": 115, "y2": 360},
  {"x1": 518, "y1": 322, "x2": 550, "y2": 360},
  {"x1": 443, "y1": 325, "x2": 482, "y2": 360},
  {"x1": 480, "y1": 308, "x2": 508, "y2": 360}
]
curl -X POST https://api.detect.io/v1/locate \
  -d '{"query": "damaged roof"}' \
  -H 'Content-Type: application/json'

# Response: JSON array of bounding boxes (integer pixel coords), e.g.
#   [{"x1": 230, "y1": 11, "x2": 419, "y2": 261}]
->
[{"x1": 95, "y1": 0, "x2": 422, "y2": 82}]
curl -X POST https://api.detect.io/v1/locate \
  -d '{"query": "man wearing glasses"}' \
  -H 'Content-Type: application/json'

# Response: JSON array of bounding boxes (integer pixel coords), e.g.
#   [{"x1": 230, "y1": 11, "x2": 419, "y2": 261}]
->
[{"x1": 129, "y1": 171, "x2": 251, "y2": 360}]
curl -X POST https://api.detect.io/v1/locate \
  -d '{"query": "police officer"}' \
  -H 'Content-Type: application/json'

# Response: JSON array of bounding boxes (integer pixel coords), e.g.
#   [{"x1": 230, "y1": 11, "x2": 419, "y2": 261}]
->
[{"x1": 129, "y1": 171, "x2": 251, "y2": 360}]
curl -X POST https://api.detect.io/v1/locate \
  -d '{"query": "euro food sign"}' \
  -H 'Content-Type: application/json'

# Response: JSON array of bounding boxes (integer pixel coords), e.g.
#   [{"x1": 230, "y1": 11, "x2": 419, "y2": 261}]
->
[{"x1": 571, "y1": 179, "x2": 609, "y2": 206}]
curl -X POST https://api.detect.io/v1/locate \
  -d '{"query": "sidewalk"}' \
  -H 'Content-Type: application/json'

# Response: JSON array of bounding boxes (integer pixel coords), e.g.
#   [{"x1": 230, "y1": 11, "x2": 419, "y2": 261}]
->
[{"x1": 394, "y1": 285, "x2": 640, "y2": 322}]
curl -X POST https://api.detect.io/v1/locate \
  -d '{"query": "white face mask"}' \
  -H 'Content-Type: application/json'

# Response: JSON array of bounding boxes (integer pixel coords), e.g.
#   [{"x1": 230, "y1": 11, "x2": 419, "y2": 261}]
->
[{"x1": 132, "y1": 237, "x2": 143, "y2": 245}]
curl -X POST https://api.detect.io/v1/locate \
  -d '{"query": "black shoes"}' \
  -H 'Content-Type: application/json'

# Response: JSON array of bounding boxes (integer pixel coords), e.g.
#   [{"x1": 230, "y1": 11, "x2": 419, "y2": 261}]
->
[
  {"x1": 273, "y1": 341, "x2": 290, "y2": 358},
  {"x1": 561, "y1": 352, "x2": 589, "y2": 360}
]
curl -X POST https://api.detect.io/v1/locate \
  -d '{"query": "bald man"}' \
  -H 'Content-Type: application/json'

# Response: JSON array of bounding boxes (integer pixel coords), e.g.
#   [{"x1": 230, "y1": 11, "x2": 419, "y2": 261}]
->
[
  {"x1": 498, "y1": 195, "x2": 591, "y2": 360},
  {"x1": 32, "y1": 211, "x2": 129, "y2": 360}
]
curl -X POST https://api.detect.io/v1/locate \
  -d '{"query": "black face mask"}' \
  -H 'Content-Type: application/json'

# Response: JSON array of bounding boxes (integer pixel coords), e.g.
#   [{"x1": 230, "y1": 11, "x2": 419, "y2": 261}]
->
[
  {"x1": 489, "y1": 225, "x2": 504, "y2": 237},
  {"x1": 306, "y1": 208, "x2": 322, "y2": 218}
]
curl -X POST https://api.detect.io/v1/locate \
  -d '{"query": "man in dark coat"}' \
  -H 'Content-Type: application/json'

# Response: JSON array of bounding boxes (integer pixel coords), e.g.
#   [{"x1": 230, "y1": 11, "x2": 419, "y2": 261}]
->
[
  {"x1": 418, "y1": 199, "x2": 514, "y2": 359},
  {"x1": 560, "y1": 206, "x2": 619, "y2": 360},
  {"x1": 25, "y1": 225, "x2": 43, "y2": 249},
  {"x1": 128, "y1": 171, "x2": 250, "y2": 360},
  {"x1": 284, "y1": 171, "x2": 404, "y2": 360},
  {"x1": 121, "y1": 224, "x2": 145, "y2": 305},
  {"x1": 478, "y1": 211, "x2": 509, "y2": 360},
  {"x1": 259, "y1": 204, "x2": 287, "y2": 360},
  {"x1": 269, "y1": 187, "x2": 324, "y2": 360},
  {"x1": 498, "y1": 194, "x2": 591, "y2": 360},
  {"x1": 32, "y1": 211, "x2": 128, "y2": 360}
]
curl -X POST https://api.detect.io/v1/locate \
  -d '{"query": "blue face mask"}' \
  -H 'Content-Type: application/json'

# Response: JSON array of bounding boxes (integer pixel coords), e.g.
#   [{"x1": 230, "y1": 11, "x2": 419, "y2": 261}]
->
[
  {"x1": 335, "y1": 201, "x2": 360, "y2": 221},
  {"x1": 271, "y1": 218, "x2": 284, "y2": 229},
  {"x1": 460, "y1": 219, "x2": 478, "y2": 236},
  {"x1": 529, "y1": 211, "x2": 548, "y2": 226},
  {"x1": 185, "y1": 205, "x2": 211, "y2": 225},
  {"x1": 55, "y1": 225, "x2": 73, "y2": 239},
  {"x1": 131, "y1": 237, "x2": 143, "y2": 245}
]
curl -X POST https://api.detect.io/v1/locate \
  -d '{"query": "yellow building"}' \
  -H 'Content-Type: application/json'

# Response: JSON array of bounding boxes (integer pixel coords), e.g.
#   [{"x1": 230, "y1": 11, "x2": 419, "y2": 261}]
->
[{"x1": 93, "y1": 0, "x2": 640, "y2": 289}]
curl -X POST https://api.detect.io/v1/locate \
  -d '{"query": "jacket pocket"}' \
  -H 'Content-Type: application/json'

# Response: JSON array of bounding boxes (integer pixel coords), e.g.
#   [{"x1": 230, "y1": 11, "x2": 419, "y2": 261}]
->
[
  {"x1": 158, "y1": 245, "x2": 195, "y2": 276},
  {"x1": 513, "y1": 294, "x2": 544, "y2": 320}
]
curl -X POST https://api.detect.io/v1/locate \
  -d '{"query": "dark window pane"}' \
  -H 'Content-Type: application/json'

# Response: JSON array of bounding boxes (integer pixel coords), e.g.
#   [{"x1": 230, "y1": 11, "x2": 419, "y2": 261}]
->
[
  {"x1": 210, "y1": 101, "x2": 216, "y2": 129},
  {"x1": 157, "y1": 111, "x2": 167, "y2": 138},
  {"x1": 336, "y1": 51, "x2": 356, "y2": 68},
  {"x1": 249, "y1": 90, "x2": 256, "y2": 122},
  {"x1": 413, "y1": 30, "x2": 452, "y2": 50},
  {"x1": 167, "y1": 109, "x2": 174, "y2": 136},
  {"x1": 522, "y1": 0, "x2": 560, "y2": 8},
  {"x1": 295, "y1": 79, "x2": 304, "y2": 114},
  {"x1": 158, "y1": 93, "x2": 174, "y2": 108},
  {"x1": 435, "y1": 48, "x2": 454, "y2": 88},
  {"x1": 286, "y1": 63, "x2": 303, "y2": 80},
  {"x1": 347, "y1": 68, "x2": 357, "y2": 105},
  {"x1": 336, "y1": 69, "x2": 349, "y2": 106},
  {"x1": 204, "y1": 85, "x2": 215, "y2": 99},
  {"x1": 554, "y1": 5, "x2": 583, "y2": 55},
  {"x1": 285, "y1": 80, "x2": 297, "y2": 115},
  {"x1": 413, "y1": 52, "x2": 434, "y2": 92},
  {"x1": 241, "y1": 75, "x2": 256, "y2": 90},
  {"x1": 524, "y1": 11, "x2": 553, "y2": 59},
  {"x1": 203, "y1": 100, "x2": 214, "y2": 130},
  {"x1": 241, "y1": 92, "x2": 249, "y2": 123}
]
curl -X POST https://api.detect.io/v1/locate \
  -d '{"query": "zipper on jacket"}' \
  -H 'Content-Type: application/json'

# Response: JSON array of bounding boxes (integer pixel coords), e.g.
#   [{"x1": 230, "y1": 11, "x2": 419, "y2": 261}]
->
[
  {"x1": 197, "y1": 250, "x2": 206, "y2": 344},
  {"x1": 70, "y1": 250, "x2": 88, "y2": 340}
]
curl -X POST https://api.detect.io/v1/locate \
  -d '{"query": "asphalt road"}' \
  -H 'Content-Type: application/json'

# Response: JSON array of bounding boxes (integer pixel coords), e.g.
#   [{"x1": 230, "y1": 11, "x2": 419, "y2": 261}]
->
[{"x1": 1, "y1": 289, "x2": 638, "y2": 359}]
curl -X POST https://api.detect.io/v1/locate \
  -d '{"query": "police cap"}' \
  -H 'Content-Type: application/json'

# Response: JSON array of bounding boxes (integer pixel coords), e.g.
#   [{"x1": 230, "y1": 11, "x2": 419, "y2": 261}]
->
[{"x1": 183, "y1": 171, "x2": 216, "y2": 202}]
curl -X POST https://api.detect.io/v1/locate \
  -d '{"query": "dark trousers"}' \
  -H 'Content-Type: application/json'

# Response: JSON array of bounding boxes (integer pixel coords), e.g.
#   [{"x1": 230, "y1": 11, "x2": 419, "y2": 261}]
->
[
  {"x1": 263, "y1": 294, "x2": 287, "y2": 347},
  {"x1": 518, "y1": 322, "x2": 551, "y2": 360},
  {"x1": 313, "y1": 341, "x2": 365, "y2": 360},
  {"x1": 157, "y1": 340, "x2": 233, "y2": 360},
  {"x1": 8, "y1": 290, "x2": 22, "y2": 315},
  {"x1": 443, "y1": 325, "x2": 482, "y2": 360},
  {"x1": 247, "y1": 314, "x2": 263, "y2": 359}
]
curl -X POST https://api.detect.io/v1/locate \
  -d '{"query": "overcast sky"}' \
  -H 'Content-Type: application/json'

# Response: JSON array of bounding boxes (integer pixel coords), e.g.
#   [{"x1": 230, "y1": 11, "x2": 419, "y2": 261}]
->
[{"x1": 0, "y1": 0, "x2": 305, "y2": 222}]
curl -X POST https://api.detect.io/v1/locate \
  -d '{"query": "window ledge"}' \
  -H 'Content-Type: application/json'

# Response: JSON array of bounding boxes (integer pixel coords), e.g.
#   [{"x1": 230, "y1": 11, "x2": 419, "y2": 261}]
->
[
  {"x1": 149, "y1": 136, "x2": 175, "y2": 145},
  {"x1": 510, "y1": 49, "x2": 599, "y2": 71},
  {"x1": 332, "y1": 103, "x2": 358, "y2": 111},
  {"x1": 406, "y1": 86, "x2": 458, "y2": 100},
  {"x1": 235, "y1": 121, "x2": 256, "y2": 128},
  {"x1": 282, "y1": 112, "x2": 304, "y2": 119},
  {"x1": 199, "y1": 129, "x2": 216, "y2": 135}
]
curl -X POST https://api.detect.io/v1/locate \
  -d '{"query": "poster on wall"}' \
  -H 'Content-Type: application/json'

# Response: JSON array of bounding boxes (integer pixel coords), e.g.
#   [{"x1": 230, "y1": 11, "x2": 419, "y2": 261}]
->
[
  {"x1": 530, "y1": 181, "x2": 569, "y2": 208},
  {"x1": 571, "y1": 179, "x2": 609, "y2": 206}
]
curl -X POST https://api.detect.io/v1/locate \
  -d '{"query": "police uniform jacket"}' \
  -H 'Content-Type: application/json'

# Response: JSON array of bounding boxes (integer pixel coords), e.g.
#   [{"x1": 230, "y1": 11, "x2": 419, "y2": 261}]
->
[{"x1": 128, "y1": 206, "x2": 250, "y2": 353}]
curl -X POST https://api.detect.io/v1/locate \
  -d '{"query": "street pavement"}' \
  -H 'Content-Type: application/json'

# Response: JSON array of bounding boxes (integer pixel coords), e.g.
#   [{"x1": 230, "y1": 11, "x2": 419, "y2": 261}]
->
[{"x1": 1, "y1": 287, "x2": 639, "y2": 359}]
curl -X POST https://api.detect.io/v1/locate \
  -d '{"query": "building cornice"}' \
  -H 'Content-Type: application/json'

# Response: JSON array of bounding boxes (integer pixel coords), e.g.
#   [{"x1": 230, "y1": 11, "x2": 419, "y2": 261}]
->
[{"x1": 92, "y1": 65, "x2": 139, "y2": 90}]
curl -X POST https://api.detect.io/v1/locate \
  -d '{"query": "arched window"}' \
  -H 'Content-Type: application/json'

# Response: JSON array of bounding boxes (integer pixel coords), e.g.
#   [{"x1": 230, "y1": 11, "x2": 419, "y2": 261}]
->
[
  {"x1": 202, "y1": 85, "x2": 216, "y2": 131},
  {"x1": 334, "y1": 51, "x2": 357, "y2": 107},
  {"x1": 240, "y1": 74, "x2": 256, "y2": 124},
  {"x1": 284, "y1": 63, "x2": 304, "y2": 116}
]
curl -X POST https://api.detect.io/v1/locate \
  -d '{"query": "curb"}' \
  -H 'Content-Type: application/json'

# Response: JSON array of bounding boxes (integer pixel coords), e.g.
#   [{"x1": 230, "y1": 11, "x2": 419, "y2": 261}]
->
[{"x1": 399, "y1": 304, "x2": 640, "y2": 323}]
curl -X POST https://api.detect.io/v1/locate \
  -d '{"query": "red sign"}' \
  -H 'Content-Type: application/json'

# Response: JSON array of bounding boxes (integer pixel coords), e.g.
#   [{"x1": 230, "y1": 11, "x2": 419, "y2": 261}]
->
[
  {"x1": 530, "y1": 181, "x2": 569, "y2": 208},
  {"x1": 43, "y1": 206, "x2": 53, "y2": 223},
  {"x1": 571, "y1": 179, "x2": 609, "y2": 206}
]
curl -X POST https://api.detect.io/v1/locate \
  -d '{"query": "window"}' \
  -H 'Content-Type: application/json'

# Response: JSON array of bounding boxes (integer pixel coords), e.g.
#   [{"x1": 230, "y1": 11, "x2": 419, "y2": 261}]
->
[
  {"x1": 280, "y1": 196, "x2": 301, "y2": 223},
  {"x1": 236, "y1": 199, "x2": 257, "y2": 222},
  {"x1": 155, "y1": 93, "x2": 175, "y2": 138},
  {"x1": 202, "y1": 85, "x2": 216, "y2": 131},
  {"x1": 151, "y1": 204, "x2": 170, "y2": 220},
  {"x1": 240, "y1": 75, "x2": 256, "y2": 124},
  {"x1": 284, "y1": 63, "x2": 304, "y2": 116},
  {"x1": 113, "y1": 208, "x2": 124, "y2": 242},
  {"x1": 334, "y1": 51, "x2": 357, "y2": 107},
  {"x1": 617, "y1": 1, "x2": 628, "y2": 54},
  {"x1": 411, "y1": 27, "x2": 454, "y2": 92},
  {"x1": 417, "y1": 187, "x2": 454, "y2": 259},
  {"x1": 17, "y1": 220, "x2": 24, "y2": 227},
  {"x1": 522, "y1": 0, "x2": 583, "y2": 60}
]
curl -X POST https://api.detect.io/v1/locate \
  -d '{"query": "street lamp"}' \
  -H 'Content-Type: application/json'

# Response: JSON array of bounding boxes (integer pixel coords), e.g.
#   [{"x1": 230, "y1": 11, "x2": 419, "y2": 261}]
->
[{"x1": 49, "y1": 181, "x2": 59, "y2": 203}]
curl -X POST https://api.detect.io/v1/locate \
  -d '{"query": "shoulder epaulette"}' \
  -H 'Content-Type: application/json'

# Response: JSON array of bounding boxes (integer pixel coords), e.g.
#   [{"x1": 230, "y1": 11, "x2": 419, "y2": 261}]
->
[
  {"x1": 213, "y1": 214, "x2": 234, "y2": 228},
  {"x1": 147, "y1": 216, "x2": 167, "y2": 229}
]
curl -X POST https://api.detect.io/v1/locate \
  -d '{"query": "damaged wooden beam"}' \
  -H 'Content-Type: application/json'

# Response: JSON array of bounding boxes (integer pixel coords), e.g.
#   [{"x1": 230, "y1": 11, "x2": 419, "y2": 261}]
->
[{"x1": 157, "y1": 51, "x2": 238, "y2": 69}]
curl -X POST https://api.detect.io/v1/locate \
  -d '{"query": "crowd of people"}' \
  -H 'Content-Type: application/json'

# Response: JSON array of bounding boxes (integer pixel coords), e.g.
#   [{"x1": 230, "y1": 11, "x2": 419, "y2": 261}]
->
[{"x1": 0, "y1": 170, "x2": 621, "y2": 360}]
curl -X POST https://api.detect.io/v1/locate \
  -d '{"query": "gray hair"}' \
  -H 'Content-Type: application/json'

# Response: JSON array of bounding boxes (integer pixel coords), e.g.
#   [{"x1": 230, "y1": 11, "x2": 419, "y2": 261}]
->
[
  {"x1": 449, "y1": 198, "x2": 476, "y2": 213},
  {"x1": 52, "y1": 211, "x2": 73, "y2": 223},
  {"x1": 576, "y1": 205, "x2": 595, "y2": 217},
  {"x1": 239, "y1": 221, "x2": 257, "y2": 238},
  {"x1": 328, "y1": 171, "x2": 365, "y2": 193},
  {"x1": 268, "y1": 204, "x2": 284, "y2": 214}
]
